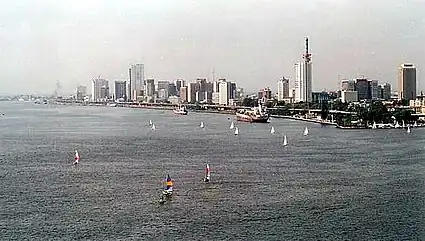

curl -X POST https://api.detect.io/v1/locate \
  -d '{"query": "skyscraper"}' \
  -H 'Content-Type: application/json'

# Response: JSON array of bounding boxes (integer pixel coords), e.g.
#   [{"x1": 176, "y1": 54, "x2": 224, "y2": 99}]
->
[
  {"x1": 91, "y1": 78, "x2": 109, "y2": 102},
  {"x1": 398, "y1": 63, "x2": 416, "y2": 100},
  {"x1": 294, "y1": 37, "x2": 312, "y2": 102},
  {"x1": 129, "y1": 63, "x2": 145, "y2": 101},
  {"x1": 114, "y1": 81, "x2": 127, "y2": 100},
  {"x1": 277, "y1": 77, "x2": 289, "y2": 101}
]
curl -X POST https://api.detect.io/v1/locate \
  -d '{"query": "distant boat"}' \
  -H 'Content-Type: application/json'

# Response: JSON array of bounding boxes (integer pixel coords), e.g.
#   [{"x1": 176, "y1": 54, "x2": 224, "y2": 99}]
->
[
  {"x1": 230, "y1": 122, "x2": 234, "y2": 129},
  {"x1": 149, "y1": 120, "x2": 153, "y2": 126},
  {"x1": 73, "y1": 150, "x2": 79, "y2": 165},
  {"x1": 173, "y1": 105, "x2": 188, "y2": 115},
  {"x1": 200, "y1": 121, "x2": 204, "y2": 128},
  {"x1": 234, "y1": 127, "x2": 239, "y2": 135},
  {"x1": 407, "y1": 126, "x2": 411, "y2": 133},
  {"x1": 395, "y1": 122, "x2": 401, "y2": 128},
  {"x1": 372, "y1": 122, "x2": 377, "y2": 129},
  {"x1": 270, "y1": 126, "x2": 275, "y2": 134},
  {"x1": 162, "y1": 174, "x2": 173, "y2": 197},
  {"x1": 283, "y1": 135, "x2": 288, "y2": 146},
  {"x1": 204, "y1": 164, "x2": 210, "y2": 183},
  {"x1": 414, "y1": 121, "x2": 418, "y2": 127},
  {"x1": 303, "y1": 126, "x2": 309, "y2": 136},
  {"x1": 151, "y1": 124, "x2": 156, "y2": 130}
]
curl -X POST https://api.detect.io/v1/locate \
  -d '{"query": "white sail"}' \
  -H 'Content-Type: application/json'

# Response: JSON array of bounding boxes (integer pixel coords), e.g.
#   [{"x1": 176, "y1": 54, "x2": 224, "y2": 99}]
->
[
  {"x1": 200, "y1": 121, "x2": 204, "y2": 128},
  {"x1": 407, "y1": 126, "x2": 411, "y2": 133},
  {"x1": 372, "y1": 122, "x2": 377, "y2": 129},
  {"x1": 73, "y1": 150, "x2": 79, "y2": 165},
  {"x1": 234, "y1": 127, "x2": 239, "y2": 135},
  {"x1": 270, "y1": 126, "x2": 275, "y2": 134},
  {"x1": 151, "y1": 124, "x2": 156, "y2": 130},
  {"x1": 283, "y1": 135, "x2": 288, "y2": 146},
  {"x1": 414, "y1": 121, "x2": 418, "y2": 127},
  {"x1": 149, "y1": 120, "x2": 153, "y2": 126},
  {"x1": 303, "y1": 126, "x2": 309, "y2": 136},
  {"x1": 205, "y1": 164, "x2": 210, "y2": 182},
  {"x1": 402, "y1": 120, "x2": 405, "y2": 128},
  {"x1": 230, "y1": 122, "x2": 234, "y2": 129}
]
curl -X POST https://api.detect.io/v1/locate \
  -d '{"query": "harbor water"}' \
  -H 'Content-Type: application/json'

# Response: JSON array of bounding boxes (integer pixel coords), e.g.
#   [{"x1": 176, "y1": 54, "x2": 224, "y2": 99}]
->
[{"x1": 1, "y1": 102, "x2": 425, "y2": 240}]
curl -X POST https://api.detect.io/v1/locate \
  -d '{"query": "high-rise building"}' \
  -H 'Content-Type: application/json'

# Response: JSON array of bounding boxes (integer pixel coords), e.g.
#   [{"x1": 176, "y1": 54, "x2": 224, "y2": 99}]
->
[
  {"x1": 179, "y1": 86, "x2": 188, "y2": 103},
  {"x1": 129, "y1": 63, "x2": 144, "y2": 101},
  {"x1": 157, "y1": 81, "x2": 170, "y2": 99},
  {"x1": 114, "y1": 81, "x2": 127, "y2": 100},
  {"x1": 76, "y1": 85, "x2": 87, "y2": 100},
  {"x1": 146, "y1": 79, "x2": 155, "y2": 97},
  {"x1": 341, "y1": 79, "x2": 355, "y2": 91},
  {"x1": 398, "y1": 63, "x2": 416, "y2": 100},
  {"x1": 355, "y1": 78, "x2": 369, "y2": 100},
  {"x1": 175, "y1": 79, "x2": 185, "y2": 96},
  {"x1": 218, "y1": 80, "x2": 230, "y2": 105},
  {"x1": 277, "y1": 77, "x2": 289, "y2": 101},
  {"x1": 368, "y1": 79, "x2": 379, "y2": 100},
  {"x1": 187, "y1": 82, "x2": 198, "y2": 103},
  {"x1": 294, "y1": 37, "x2": 312, "y2": 102},
  {"x1": 168, "y1": 83, "x2": 177, "y2": 96},
  {"x1": 381, "y1": 83, "x2": 391, "y2": 100},
  {"x1": 91, "y1": 78, "x2": 109, "y2": 102}
]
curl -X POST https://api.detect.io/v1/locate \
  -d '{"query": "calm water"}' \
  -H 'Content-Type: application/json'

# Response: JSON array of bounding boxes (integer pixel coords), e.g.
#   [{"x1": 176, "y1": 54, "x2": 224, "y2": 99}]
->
[{"x1": 1, "y1": 102, "x2": 425, "y2": 240}]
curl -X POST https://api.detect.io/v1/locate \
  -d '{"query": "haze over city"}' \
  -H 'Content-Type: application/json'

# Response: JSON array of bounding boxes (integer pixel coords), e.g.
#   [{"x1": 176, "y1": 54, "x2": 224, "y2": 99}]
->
[{"x1": 1, "y1": 0, "x2": 424, "y2": 95}]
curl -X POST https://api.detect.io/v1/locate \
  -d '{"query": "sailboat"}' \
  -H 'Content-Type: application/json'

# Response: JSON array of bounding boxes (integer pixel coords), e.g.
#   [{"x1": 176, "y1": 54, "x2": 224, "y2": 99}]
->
[
  {"x1": 270, "y1": 126, "x2": 275, "y2": 134},
  {"x1": 149, "y1": 120, "x2": 153, "y2": 126},
  {"x1": 151, "y1": 123, "x2": 156, "y2": 130},
  {"x1": 73, "y1": 150, "x2": 79, "y2": 165},
  {"x1": 372, "y1": 122, "x2": 377, "y2": 129},
  {"x1": 200, "y1": 121, "x2": 204, "y2": 128},
  {"x1": 230, "y1": 122, "x2": 234, "y2": 129},
  {"x1": 204, "y1": 164, "x2": 210, "y2": 183},
  {"x1": 303, "y1": 126, "x2": 309, "y2": 136},
  {"x1": 283, "y1": 135, "x2": 288, "y2": 146},
  {"x1": 407, "y1": 126, "x2": 411, "y2": 133},
  {"x1": 414, "y1": 121, "x2": 418, "y2": 127},
  {"x1": 162, "y1": 174, "x2": 173, "y2": 196},
  {"x1": 234, "y1": 127, "x2": 239, "y2": 135}
]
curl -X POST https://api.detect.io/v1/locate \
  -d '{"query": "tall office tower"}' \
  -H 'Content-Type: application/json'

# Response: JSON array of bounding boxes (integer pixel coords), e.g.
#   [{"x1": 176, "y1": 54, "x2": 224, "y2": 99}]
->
[
  {"x1": 218, "y1": 80, "x2": 230, "y2": 105},
  {"x1": 398, "y1": 63, "x2": 416, "y2": 100},
  {"x1": 341, "y1": 79, "x2": 355, "y2": 91},
  {"x1": 114, "y1": 81, "x2": 127, "y2": 100},
  {"x1": 129, "y1": 63, "x2": 145, "y2": 101},
  {"x1": 277, "y1": 77, "x2": 289, "y2": 101},
  {"x1": 146, "y1": 79, "x2": 155, "y2": 97},
  {"x1": 91, "y1": 78, "x2": 109, "y2": 101},
  {"x1": 294, "y1": 37, "x2": 312, "y2": 102},
  {"x1": 76, "y1": 85, "x2": 87, "y2": 100}
]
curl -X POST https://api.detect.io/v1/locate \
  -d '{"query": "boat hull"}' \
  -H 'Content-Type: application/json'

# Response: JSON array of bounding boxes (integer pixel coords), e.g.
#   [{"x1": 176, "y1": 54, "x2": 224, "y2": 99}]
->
[
  {"x1": 236, "y1": 113, "x2": 269, "y2": 123},
  {"x1": 173, "y1": 110, "x2": 188, "y2": 115}
]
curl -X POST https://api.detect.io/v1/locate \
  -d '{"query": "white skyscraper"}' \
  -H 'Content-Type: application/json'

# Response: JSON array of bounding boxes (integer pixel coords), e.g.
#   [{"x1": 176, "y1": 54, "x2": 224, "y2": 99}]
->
[
  {"x1": 218, "y1": 80, "x2": 230, "y2": 105},
  {"x1": 91, "y1": 78, "x2": 109, "y2": 102},
  {"x1": 294, "y1": 37, "x2": 312, "y2": 102},
  {"x1": 277, "y1": 77, "x2": 289, "y2": 101},
  {"x1": 129, "y1": 63, "x2": 145, "y2": 101}
]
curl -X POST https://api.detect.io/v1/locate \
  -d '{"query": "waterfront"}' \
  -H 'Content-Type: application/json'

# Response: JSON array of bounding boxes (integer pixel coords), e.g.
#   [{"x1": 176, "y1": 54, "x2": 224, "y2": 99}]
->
[{"x1": 1, "y1": 102, "x2": 425, "y2": 240}]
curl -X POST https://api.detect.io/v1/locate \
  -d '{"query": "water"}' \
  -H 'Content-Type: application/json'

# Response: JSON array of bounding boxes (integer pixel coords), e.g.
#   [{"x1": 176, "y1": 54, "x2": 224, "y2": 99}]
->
[{"x1": 1, "y1": 102, "x2": 425, "y2": 240}]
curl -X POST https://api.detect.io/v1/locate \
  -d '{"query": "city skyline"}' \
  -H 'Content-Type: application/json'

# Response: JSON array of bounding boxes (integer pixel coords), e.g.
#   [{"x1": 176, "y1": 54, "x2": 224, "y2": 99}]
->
[{"x1": 0, "y1": 1, "x2": 424, "y2": 95}]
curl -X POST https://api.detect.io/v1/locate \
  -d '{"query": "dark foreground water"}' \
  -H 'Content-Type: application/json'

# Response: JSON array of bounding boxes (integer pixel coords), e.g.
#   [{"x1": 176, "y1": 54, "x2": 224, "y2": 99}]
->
[{"x1": 1, "y1": 102, "x2": 425, "y2": 240}]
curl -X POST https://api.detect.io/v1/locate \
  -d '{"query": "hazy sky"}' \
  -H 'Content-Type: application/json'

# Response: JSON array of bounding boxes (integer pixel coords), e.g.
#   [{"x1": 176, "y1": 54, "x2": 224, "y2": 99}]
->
[{"x1": 1, "y1": 0, "x2": 424, "y2": 95}]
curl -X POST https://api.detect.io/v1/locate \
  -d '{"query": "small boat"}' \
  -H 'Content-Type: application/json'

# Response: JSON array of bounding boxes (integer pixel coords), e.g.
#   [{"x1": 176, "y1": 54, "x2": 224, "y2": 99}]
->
[
  {"x1": 151, "y1": 124, "x2": 156, "y2": 130},
  {"x1": 149, "y1": 120, "x2": 153, "y2": 126},
  {"x1": 162, "y1": 174, "x2": 173, "y2": 197},
  {"x1": 394, "y1": 122, "x2": 401, "y2": 128},
  {"x1": 234, "y1": 127, "x2": 239, "y2": 135},
  {"x1": 372, "y1": 122, "x2": 377, "y2": 129},
  {"x1": 200, "y1": 121, "x2": 204, "y2": 128},
  {"x1": 204, "y1": 164, "x2": 210, "y2": 183},
  {"x1": 303, "y1": 126, "x2": 309, "y2": 136},
  {"x1": 173, "y1": 105, "x2": 188, "y2": 115},
  {"x1": 235, "y1": 102, "x2": 269, "y2": 123},
  {"x1": 73, "y1": 150, "x2": 79, "y2": 165},
  {"x1": 283, "y1": 135, "x2": 288, "y2": 146},
  {"x1": 414, "y1": 121, "x2": 418, "y2": 127},
  {"x1": 229, "y1": 122, "x2": 234, "y2": 129},
  {"x1": 270, "y1": 126, "x2": 275, "y2": 134},
  {"x1": 407, "y1": 126, "x2": 411, "y2": 133}
]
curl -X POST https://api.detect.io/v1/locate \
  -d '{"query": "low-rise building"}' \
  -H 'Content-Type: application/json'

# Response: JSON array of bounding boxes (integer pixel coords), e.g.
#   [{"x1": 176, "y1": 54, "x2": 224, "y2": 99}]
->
[{"x1": 341, "y1": 91, "x2": 358, "y2": 103}]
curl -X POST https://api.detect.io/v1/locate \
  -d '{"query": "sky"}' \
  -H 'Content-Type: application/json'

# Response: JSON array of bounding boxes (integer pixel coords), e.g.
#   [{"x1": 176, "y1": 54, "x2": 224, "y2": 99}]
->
[{"x1": 0, "y1": 0, "x2": 424, "y2": 95}]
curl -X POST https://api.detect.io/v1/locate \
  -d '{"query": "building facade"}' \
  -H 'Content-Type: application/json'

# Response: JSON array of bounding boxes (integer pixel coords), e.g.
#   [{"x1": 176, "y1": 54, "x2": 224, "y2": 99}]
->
[
  {"x1": 398, "y1": 63, "x2": 416, "y2": 100},
  {"x1": 277, "y1": 77, "x2": 289, "y2": 101},
  {"x1": 114, "y1": 81, "x2": 127, "y2": 100},
  {"x1": 91, "y1": 78, "x2": 109, "y2": 102},
  {"x1": 129, "y1": 63, "x2": 144, "y2": 101}
]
